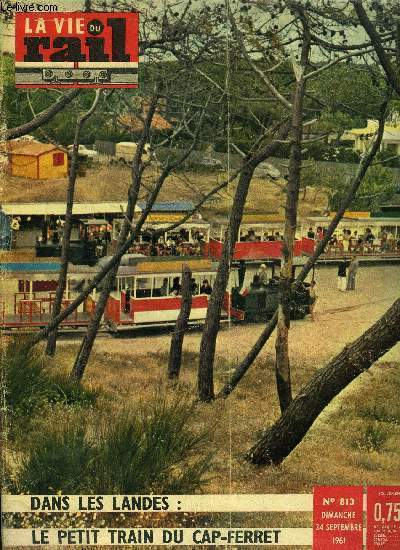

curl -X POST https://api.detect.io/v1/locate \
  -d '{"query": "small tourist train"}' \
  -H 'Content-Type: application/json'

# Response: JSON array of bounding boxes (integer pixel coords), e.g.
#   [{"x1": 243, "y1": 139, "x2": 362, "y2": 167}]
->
[
  {"x1": 0, "y1": 254, "x2": 313, "y2": 332},
  {"x1": 1, "y1": 205, "x2": 399, "y2": 333}
]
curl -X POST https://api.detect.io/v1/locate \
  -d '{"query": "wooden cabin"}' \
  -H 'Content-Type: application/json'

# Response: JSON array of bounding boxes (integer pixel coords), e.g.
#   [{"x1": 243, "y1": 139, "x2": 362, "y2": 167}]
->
[{"x1": 7, "y1": 141, "x2": 67, "y2": 180}]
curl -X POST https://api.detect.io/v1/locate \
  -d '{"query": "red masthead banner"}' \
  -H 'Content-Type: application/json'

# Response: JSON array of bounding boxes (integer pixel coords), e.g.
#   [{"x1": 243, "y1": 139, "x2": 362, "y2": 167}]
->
[{"x1": 15, "y1": 12, "x2": 139, "y2": 88}]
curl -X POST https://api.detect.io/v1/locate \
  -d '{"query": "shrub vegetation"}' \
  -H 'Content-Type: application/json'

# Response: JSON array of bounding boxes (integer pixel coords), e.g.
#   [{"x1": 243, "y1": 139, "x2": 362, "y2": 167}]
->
[{"x1": 15, "y1": 392, "x2": 211, "y2": 494}]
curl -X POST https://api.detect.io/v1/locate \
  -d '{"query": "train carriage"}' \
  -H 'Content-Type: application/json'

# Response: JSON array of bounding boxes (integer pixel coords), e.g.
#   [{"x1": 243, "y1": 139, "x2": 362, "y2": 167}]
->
[
  {"x1": 209, "y1": 215, "x2": 315, "y2": 261},
  {"x1": 0, "y1": 258, "x2": 229, "y2": 332},
  {"x1": 103, "y1": 258, "x2": 223, "y2": 330},
  {"x1": 111, "y1": 218, "x2": 211, "y2": 258},
  {"x1": 0, "y1": 262, "x2": 98, "y2": 330}
]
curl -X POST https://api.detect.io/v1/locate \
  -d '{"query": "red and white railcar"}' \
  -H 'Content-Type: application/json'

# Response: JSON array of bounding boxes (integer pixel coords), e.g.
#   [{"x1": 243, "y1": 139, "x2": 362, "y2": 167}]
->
[
  {"x1": 209, "y1": 217, "x2": 314, "y2": 261},
  {"x1": 104, "y1": 259, "x2": 223, "y2": 329},
  {"x1": 0, "y1": 258, "x2": 228, "y2": 332}
]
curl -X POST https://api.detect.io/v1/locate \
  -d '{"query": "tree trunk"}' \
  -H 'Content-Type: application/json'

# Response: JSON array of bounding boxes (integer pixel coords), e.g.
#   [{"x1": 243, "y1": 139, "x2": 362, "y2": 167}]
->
[
  {"x1": 275, "y1": 289, "x2": 292, "y2": 411},
  {"x1": 45, "y1": 162, "x2": 77, "y2": 356},
  {"x1": 70, "y1": 265, "x2": 117, "y2": 381},
  {"x1": 70, "y1": 96, "x2": 159, "y2": 381},
  {"x1": 218, "y1": 97, "x2": 388, "y2": 399},
  {"x1": 198, "y1": 163, "x2": 255, "y2": 402},
  {"x1": 46, "y1": 91, "x2": 100, "y2": 356},
  {"x1": 168, "y1": 266, "x2": 192, "y2": 380},
  {"x1": 274, "y1": 34, "x2": 309, "y2": 412},
  {"x1": 246, "y1": 297, "x2": 400, "y2": 466},
  {"x1": 197, "y1": 120, "x2": 290, "y2": 403}
]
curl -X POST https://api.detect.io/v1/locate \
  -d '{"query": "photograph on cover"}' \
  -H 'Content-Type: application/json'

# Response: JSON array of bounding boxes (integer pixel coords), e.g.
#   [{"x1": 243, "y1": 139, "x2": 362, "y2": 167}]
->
[{"x1": 1, "y1": 1, "x2": 399, "y2": 548}]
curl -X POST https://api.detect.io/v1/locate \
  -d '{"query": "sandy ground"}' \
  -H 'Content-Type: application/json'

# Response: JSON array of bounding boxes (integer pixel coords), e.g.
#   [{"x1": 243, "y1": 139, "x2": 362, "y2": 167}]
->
[{"x1": 87, "y1": 264, "x2": 400, "y2": 367}]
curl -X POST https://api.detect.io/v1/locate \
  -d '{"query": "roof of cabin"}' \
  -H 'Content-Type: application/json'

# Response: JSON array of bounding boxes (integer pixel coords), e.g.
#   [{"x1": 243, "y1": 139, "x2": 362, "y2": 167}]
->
[{"x1": 8, "y1": 142, "x2": 59, "y2": 157}]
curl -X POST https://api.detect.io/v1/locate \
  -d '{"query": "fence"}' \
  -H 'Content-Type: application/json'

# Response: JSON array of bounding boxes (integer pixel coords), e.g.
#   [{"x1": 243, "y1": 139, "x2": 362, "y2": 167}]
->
[{"x1": 95, "y1": 140, "x2": 116, "y2": 157}]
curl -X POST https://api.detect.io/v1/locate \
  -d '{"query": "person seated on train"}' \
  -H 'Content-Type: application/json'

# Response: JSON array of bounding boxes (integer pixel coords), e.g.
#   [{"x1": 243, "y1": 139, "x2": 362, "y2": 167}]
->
[
  {"x1": 387, "y1": 231, "x2": 396, "y2": 251},
  {"x1": 329, "y1": 234, "x2": 337, "y2": 246},
  {"x1": 316, "y1": 226, "x2": 323, "y2": 240},
  {"x1": 267, "y1": 232, "x2": 276, "y2": 241},
  {"x1": 160, "y1": 278, "x2": 169, "y2": 296},
  {"x1": 354, "y1": 231, "x2": 363, "y2": 248},
  {"x1": 364, "y1": 228, "x2": 375, "y2": 244},
  {"x1": 193, "y1": 242, "x2": 201, "y2": 255},
  {"x1": 380, "y1": 231, "x2": 389, "y2": 252},
  {"x1": 179, "y1": 228, "x2": 188, "y2": 241},
  {"x1": 190, "y1": 278, "x2": 198, "y2": 295},
  {"x1": 247, "y1": 229, "x2": 257, "y2": 242},
  {"x1": 51, "y1": 230, "x2": 60, "y2": 245},
  {"x1": 258, "y1": 264, "x2": 269, "y2": 285},
  {"x1": 170, "y1": 276, "x2": 181, "y2": 296},
  {"x1": 275, "y1": 232, "x2": 282, "y2": 240},
  {"x1": 307, "y1": 227, "x2": 315, "y2": 239},
  {"x1": 200, "y1": 279, "x2": 212, "y2": 295}
]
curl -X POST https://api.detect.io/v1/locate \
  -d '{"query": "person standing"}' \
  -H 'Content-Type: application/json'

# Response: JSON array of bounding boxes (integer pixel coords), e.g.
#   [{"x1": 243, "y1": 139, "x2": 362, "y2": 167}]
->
[
  {"x1": 337, "y1": 259, "x2": 348, "y2": 291},
  {"x1": 347, "y1": 255, "x2": 359, "y2": 290}
]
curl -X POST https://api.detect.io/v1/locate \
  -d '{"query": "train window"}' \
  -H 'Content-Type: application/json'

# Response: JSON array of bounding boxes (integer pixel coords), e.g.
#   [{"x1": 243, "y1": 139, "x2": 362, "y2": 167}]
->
[
  {"x1": 191, "y1": 276, "x2": 201, "y2": 295},
  {"x1": 119, "y1": 277, "x2": 134, "y2": 291},
  {"x1": 152, "y1": 276, "x2": 169, "y2": 297},
  {"x1": 135, "y1": 277, "x2": 151, "y2": 299}
]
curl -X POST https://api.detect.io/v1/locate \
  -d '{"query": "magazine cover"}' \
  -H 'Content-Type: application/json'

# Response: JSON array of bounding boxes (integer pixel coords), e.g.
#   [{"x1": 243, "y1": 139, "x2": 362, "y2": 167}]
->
[{"x1": 1, "y1": 0, "x2": 399, "y2": 548}]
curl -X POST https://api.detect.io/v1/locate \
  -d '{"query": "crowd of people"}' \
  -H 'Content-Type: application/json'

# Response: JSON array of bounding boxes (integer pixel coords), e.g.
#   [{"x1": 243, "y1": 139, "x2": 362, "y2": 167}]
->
[
  {"x1": 127, "y1": 228, "x2": 205, "y2": 257},
  {"x1": 239, "y1": 229, "x2": 283, "y2": 242},
  {"x1": 307, "y1": 226, "x2": 400, "y2": 253}
]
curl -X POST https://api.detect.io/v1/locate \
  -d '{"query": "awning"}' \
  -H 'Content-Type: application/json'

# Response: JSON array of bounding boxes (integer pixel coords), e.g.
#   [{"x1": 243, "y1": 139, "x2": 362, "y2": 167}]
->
[{"x1": 2, "y1": 202, "x2": 141, "y2": 217}]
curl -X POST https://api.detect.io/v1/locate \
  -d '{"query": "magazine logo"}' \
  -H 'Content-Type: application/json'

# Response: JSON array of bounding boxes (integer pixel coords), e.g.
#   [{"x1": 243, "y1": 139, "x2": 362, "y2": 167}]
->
[{"x1": 15, "y1": 12, "x2": 139, "y2": 88}]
